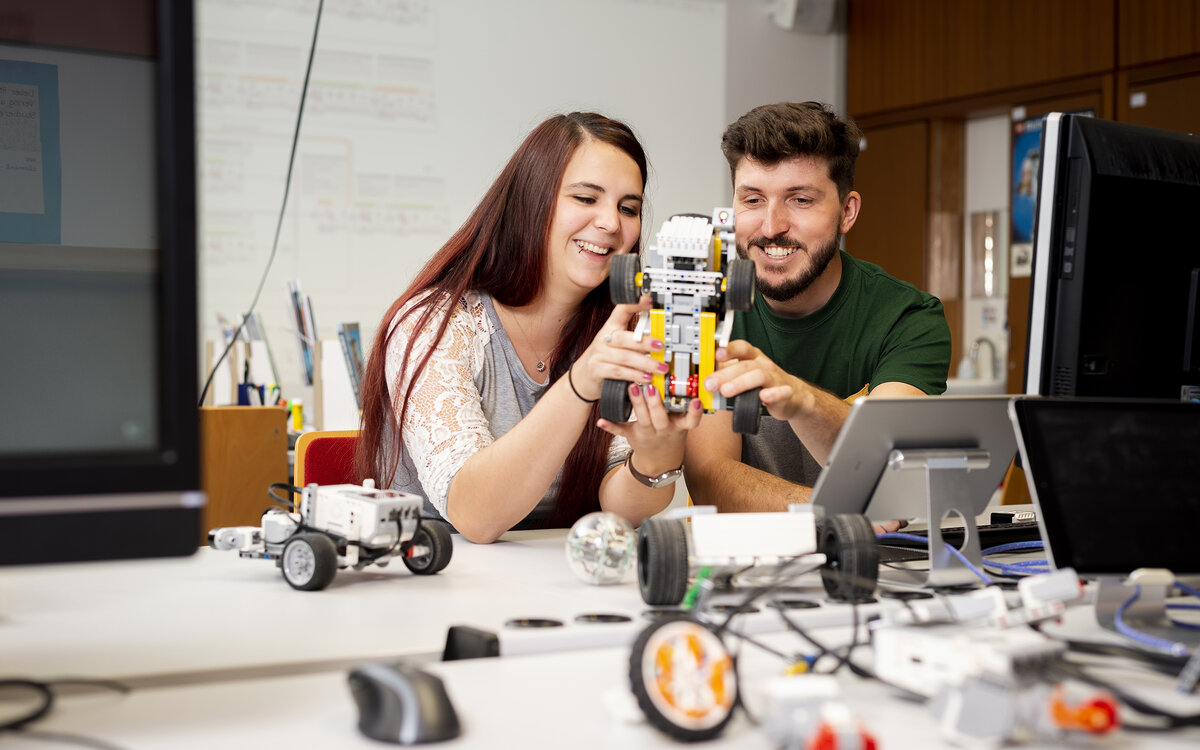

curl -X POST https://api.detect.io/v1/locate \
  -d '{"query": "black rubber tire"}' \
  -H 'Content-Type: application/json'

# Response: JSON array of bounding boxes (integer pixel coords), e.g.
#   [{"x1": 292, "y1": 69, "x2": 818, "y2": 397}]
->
[
  {"x1": 403, "y1": 521, "x2": 453, "y2": 575},
  {"x1": 731, "y1": 387, "x2": 761, "y2": 435},
  {"x1": 281, "y1": 533, "x2": 339, "y2": 591},
  {"x1": 599, "y1": 378, "x2": 633, "y2": 423},
  {"x1": 609, "y1": 253, "x2": 642, "y2": 304},
  {"x1": 637, "y1": 518, "x2": 689, "y2": 606},
  {"x1": 817, "y1": 513, "x2": 879, "y2": 602},
  {"x1": 725, "y1": 257, "x2": 755, "y2": 311},
  {"x1": 628, "y1": 615, "x2": 738, "y2": 742}
]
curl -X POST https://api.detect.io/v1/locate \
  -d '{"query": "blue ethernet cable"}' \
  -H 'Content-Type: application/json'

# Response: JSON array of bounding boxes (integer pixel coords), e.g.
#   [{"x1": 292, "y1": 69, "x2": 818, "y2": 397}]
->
[
  {"x1": 1113, "y1": 585, "x2": 1193, "y2": 658},
  {"x1": 875, "y1": 532, "x2": 993, "y2": 585}
]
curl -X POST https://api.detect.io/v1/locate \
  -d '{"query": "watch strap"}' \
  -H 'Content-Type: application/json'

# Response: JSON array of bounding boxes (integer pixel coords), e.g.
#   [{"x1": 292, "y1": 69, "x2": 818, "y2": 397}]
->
[{"x1": 624, "y1": 452, "x2": 683, "y2": 488}]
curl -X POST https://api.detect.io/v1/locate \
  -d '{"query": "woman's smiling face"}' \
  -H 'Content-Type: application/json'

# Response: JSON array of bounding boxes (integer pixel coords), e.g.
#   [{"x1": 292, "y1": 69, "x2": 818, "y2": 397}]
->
[{"x1": 544, "y1": 138, "x2": 644, "y2": 298}]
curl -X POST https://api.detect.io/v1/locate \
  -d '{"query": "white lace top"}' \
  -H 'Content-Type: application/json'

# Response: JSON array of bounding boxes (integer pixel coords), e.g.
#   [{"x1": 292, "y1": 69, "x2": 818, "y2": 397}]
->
[{"x1": 383, "y1": 289, "x2": 628, "y2": 528}]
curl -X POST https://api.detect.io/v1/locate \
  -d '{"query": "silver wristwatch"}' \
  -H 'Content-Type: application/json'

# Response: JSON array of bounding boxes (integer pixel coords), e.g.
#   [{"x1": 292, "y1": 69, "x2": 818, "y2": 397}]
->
[{"x1": 625, "y1": 453, "x2": 683, "y2": 489}]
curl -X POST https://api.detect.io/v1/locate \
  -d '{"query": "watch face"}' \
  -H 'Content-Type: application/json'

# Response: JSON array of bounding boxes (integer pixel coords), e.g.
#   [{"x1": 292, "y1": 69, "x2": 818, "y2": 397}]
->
[{"x1": 650, "y1": 469, "x2": 682, "y2": 488}]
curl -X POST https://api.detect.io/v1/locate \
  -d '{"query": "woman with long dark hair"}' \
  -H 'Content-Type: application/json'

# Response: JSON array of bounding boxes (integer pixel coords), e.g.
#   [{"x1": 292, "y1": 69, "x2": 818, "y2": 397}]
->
[{"x1": 355, "y1": 112, "x2": 700, "y2": 543}]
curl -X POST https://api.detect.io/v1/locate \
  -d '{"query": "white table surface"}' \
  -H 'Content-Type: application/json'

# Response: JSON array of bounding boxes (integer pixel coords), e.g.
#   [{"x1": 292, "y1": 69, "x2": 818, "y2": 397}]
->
[
  {"x1": 0, "y1": 529, "x2": 624, "y2": 684},
  {"x1": 2, "y1": 527, "x2": 890, "y2": 687},
  {"x1": 4, "y1": 522, "x2": 1200, "y2": 748},
  {"x1": 13, "y1": 607, "x2": 1200, "y2": 750}
]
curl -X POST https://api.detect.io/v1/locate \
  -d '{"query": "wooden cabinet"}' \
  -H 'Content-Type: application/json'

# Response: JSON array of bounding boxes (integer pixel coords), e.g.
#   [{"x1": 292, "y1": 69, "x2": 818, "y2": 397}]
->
[
  {"x1": 848, "y1": 0, "x2": 1113, "y2": 118},
  {"x1": 846, "y1": 121, "x2": 929, "y2": 289},
  {"x1": 1117, "y1": 60, "x2": 1200, "y2": 133},
  {"x1": 1118, "y1": 0, "x2": 1200, "y2": 67},
  {"x1": 199, "y1": 406, "x2": 289, "y2": 541},
  {"x1": 848, "y1": 118, "x2": 965, "y2": 369}
]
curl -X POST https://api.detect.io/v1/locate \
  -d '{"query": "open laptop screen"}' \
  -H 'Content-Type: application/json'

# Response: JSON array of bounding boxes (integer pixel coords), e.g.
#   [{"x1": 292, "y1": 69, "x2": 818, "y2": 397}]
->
[{"x1": 1010, "y1": 398, "x2": 1200, "y2": 576}]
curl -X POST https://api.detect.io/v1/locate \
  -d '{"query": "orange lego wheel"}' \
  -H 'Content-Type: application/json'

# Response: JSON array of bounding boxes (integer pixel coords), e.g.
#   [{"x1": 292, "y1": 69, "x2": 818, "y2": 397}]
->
[{"x1": 629, "y1": 615, "x2": 738, "y2": 742}]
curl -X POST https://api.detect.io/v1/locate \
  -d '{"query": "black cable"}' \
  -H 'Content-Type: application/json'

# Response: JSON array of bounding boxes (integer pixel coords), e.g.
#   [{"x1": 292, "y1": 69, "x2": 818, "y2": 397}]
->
[
  {"x1": 0, "y1": 679, "x2": 53, "y2": 731},
  {"x1": 197, "y1": 0, "x2": 326, "y2": 406},
  {"x1": 269, "y1": 481, "x2": 300, "y2": 508},
  {"x1": 1029, "y1": 621, "x2": 1190, "y2": 675},
  {"x1": 1047, "y1": 659, "x2": 1200, "y2": 730},
  {"x1": 710, "y1": 555, "x2": 816, "y2": 636},
  {"x1": 0, "y1": 678, "x2": 131, "y2": 748}
]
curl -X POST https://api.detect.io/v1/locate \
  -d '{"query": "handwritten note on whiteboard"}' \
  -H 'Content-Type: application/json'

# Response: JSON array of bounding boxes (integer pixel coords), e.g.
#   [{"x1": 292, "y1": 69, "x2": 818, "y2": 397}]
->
[
  {"x1": 0, "y1": 57, "x2": 60, "y2": 244},
  {"x1": 0, "y1": 80, "x2": 45, "y2": 215}
]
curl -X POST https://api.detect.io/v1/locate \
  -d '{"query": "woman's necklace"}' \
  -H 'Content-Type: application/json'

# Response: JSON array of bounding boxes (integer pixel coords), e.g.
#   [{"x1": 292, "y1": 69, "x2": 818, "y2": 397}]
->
[{"x1": 504, "y1": 305, "x2": 549, "y2": 373}]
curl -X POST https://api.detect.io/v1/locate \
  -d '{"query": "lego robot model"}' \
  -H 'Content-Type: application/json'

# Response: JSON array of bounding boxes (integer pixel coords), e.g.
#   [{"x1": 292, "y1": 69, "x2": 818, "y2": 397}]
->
[
  {"x1": 627, "y1": 508, "x2": 879, "y2": 742},
  {"x1": 208, "y1": 480, "x2": 452, "y2": 591},
  {"x1": 636, "y1": 507, "x2": 878, "y2": 608},
  {"x1": 603, "y1": 208, "x2": 761, "y2": 434}
]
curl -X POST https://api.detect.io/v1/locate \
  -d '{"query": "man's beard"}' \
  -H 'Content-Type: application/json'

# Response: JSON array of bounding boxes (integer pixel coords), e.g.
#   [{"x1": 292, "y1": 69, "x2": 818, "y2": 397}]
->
[{"x1": 737, "y1": 231, "x2": 840, "y2": 302}]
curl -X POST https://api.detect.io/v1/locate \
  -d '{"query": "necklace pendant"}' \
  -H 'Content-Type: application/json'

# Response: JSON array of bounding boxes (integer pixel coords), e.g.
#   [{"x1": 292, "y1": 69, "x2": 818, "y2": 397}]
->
[{"x1": 536, "y1": 360, "x2": 546, "y2": 372}]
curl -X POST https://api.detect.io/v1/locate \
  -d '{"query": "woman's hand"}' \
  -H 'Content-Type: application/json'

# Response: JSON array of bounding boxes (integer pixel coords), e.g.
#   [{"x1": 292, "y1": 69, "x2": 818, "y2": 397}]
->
[
  {"x1": 597, "y1": 382, "x2": 701, "y2": 473},
  {"x1": 570, "y1": 295, "x2": 667, "y2": 401},
  {"x1": 568, "y1": 293, "x2": 700, "y2": 469}
]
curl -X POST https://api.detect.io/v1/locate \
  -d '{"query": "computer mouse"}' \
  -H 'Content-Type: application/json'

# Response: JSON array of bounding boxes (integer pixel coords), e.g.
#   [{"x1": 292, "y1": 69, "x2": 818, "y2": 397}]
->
[{"x1": 348, "y1": 662, "x2": 462, "y2": 745}]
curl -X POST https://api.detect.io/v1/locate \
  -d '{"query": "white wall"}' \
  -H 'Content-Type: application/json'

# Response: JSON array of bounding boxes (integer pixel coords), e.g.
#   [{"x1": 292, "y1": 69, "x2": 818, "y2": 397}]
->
[
  {"x1": 196, "y1": 0, "x2": 846, "y2": 407},
  {"x1": 960, "y1": 114, "x2": 1012, "y2": 381},
  {"x1": 725, "y1": 0, "x2": 846, "y2": 126}
]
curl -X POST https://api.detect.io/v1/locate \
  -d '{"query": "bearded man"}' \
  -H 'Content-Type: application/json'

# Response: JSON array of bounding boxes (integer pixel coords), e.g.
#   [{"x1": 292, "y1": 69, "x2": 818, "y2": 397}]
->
[{"x1": 684, "y1": 102, "x2": 952, "y2": 511}]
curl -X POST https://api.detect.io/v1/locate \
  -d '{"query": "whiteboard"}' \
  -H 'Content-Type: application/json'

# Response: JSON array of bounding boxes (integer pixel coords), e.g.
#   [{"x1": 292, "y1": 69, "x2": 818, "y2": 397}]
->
[{"x1": 196, "y1": 0, "x2": 728, "y2": 399}]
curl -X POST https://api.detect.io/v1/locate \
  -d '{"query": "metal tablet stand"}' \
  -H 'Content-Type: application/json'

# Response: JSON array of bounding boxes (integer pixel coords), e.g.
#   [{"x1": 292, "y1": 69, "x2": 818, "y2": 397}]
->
[{"x1": 873, "y1": 448, "x2": 993, "y2": 588}]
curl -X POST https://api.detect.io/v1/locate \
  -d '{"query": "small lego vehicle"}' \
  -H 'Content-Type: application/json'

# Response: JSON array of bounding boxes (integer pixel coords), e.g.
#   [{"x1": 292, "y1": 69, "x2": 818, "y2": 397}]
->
[
  {"x1": 627, "y1": 510, "x2": 876, "y2": 743},
  {"x1": 628, "y1": 615, "x2": 880, "y2": 744},
  {"x1": 603, "y1": 208, "x2": 761, "y2": 434},
  {"x1": 208, "y1": 479, "x2": 452, "y2": 591},
  {"x1": 635, "y1": 508, "x2": 878, "y2": 607}
]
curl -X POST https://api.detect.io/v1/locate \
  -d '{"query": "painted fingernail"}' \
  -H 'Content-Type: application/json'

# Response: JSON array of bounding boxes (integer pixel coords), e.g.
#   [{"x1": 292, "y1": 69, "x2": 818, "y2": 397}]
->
[
  {"x1": 650, "y1": 339, "x2": 663, "y2": 350},
  {"x1": 642, "y1": 372, "x2": 653, "y2": 381},
  {"x1": 658, "y1": 362, "x2": 669, "y2": 373},
  {"x1": 691, "y1": 399, "x2": 701, "y2": 410},
  {"x1": 646, "y1": 384, "x2": 657, "y2": 396},
  {"x1": 629, "y1": 384, "x2": 640, "y2": 396}
]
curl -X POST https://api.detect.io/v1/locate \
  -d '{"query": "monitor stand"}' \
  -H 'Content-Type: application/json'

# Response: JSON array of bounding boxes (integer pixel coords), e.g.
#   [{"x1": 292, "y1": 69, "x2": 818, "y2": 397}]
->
[
  {"x1": 1094, "y1": 573, "x2": 1200, "y2": 651},
  {"x1": 874, "y1": 449, "x2": 992, "y2": 589}
]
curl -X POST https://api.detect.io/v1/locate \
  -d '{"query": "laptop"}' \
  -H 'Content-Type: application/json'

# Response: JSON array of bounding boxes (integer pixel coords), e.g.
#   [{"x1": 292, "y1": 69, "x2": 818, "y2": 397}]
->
[{"x1": 1008, "y1": 397, "x2": 1200, "y2": 576}]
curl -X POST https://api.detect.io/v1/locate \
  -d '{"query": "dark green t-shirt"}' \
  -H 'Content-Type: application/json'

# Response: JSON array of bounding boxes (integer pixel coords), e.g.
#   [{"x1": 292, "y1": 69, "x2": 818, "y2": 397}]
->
[{"x1": 732, "y1": 251, "x2": 951, "y2": 485}]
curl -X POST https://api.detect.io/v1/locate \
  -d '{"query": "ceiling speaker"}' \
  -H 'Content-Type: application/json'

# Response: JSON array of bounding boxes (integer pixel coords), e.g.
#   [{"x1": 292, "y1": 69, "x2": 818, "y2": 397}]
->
[{"x1": 771, "y1": 0, "x2": 838, "y2": 34}]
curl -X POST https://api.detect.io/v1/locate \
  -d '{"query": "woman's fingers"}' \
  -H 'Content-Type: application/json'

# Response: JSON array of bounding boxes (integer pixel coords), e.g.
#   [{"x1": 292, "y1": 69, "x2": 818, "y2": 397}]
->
[
  {"x1": 627, "y1": 383, "x2": 672, "y2": 432},
  {"x1": 598, "y1": 387, "x2": 702, "y2": 441},
  {"x1": 600, "y1": 294, "x2": 652, "y2": 341}
]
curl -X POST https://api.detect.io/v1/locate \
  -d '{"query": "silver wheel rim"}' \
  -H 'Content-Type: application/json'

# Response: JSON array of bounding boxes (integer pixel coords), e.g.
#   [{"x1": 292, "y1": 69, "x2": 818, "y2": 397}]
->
[
  {"x1": 283, "y1": 540, "x2": 315, "y2": 584},
  {"x1": 408, "y1": 529, "x2": 430, "y2": 569}
]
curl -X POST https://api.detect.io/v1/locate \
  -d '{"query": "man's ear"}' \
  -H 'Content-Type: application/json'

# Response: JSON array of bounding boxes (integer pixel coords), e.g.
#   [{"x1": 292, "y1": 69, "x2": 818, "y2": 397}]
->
[{"x1": 840, "y1": 190, "x2": 861, "y2": 234}]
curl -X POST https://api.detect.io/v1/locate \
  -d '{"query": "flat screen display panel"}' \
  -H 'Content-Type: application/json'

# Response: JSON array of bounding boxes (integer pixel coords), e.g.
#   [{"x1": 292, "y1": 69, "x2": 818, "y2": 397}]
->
[
  {"x1": 0, "y1": 0, "x2": 202, "y2": 564},
  {"x1": 1025, "y1": 112, "x2": 1200, "y2": 401},
  {"x1": 1010, "y1": 397, "x2": 1200, "y2": 575}
]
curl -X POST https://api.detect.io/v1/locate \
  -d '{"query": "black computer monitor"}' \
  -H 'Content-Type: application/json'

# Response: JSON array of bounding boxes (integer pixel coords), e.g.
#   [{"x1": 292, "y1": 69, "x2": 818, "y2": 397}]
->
[
  {"x1": 1024, "y1": 112, "x2": 1200, "y2": 401},
  {"x1": 0, "y1": 0, "x2": 203, "y2": 564}
]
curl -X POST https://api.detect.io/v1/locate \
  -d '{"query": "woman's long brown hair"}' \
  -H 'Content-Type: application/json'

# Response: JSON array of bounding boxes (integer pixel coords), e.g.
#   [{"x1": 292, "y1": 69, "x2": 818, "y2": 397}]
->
[{"x1": 354, "y1": 112, "x2": 648, "y2": 528}]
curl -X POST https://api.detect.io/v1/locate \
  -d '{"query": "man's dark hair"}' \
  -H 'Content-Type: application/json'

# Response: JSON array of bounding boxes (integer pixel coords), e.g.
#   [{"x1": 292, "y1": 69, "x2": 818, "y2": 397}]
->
[{"x1": 720, "y1": 101, "x2": 862, "y2": 200}]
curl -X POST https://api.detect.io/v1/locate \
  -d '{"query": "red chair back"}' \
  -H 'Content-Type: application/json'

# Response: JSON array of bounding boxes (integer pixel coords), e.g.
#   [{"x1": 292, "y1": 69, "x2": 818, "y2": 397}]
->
[{"x1": 294, "y1": 430, "x2": 359, "y2": 488}]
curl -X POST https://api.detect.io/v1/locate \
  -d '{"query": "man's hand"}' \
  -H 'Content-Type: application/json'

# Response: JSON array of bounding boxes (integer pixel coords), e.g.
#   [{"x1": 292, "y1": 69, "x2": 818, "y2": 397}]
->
[
  {"x1": 872, "y1": 519, "x2": 907, "y2": 535},
  {"x1": 703, "y1": 340, "x2": 810, "y2": 421}
]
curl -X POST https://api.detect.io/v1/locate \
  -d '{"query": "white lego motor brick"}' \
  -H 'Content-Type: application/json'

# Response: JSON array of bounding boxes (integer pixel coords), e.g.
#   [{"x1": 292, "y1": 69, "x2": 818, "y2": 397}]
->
[{"x1": 690, "y1": 512, "x2": 817, "y2": 566}]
